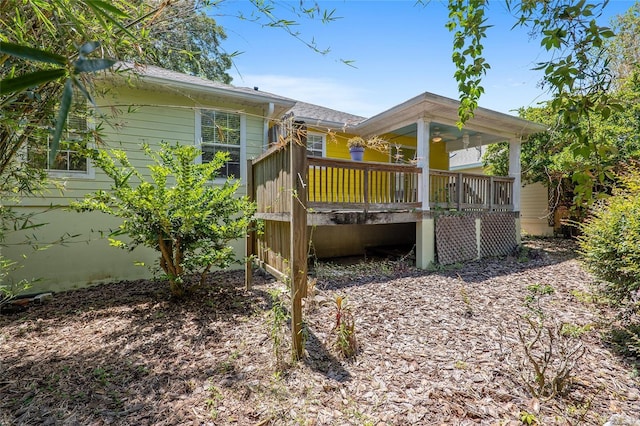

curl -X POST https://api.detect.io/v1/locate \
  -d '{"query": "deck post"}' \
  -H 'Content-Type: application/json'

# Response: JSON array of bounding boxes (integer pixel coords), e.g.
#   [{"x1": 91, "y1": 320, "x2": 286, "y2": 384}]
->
[
  {"x1": 245, "y1": 159, "x2": 255, "y2": 290},
  {"x1": 457, "y1": 173, "x2": 463, "y2": 210},
  {"x1": 416, "y1": 117, "x2": 435, "y2": 268},
  {"x1": 290, "y1": 124, "x2": 308, "y2": 360},
  {"x1": 509, "y1": 137, "x2": 522, "y2": 244},
  {"x1": 489, "y1": 176, "x2": 495, "y2": 211}
]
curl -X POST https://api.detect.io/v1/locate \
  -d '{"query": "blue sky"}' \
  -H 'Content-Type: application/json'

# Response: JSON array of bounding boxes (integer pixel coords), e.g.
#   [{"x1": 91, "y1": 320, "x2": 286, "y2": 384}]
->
[{"x1": 212, "y1": 0, "x2": 635, "y2": 118}]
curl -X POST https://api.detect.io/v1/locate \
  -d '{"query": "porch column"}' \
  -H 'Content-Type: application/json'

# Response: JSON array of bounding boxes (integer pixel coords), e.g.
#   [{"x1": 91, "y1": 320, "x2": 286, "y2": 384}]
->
[
  {"x1": 416, "y1": 117, "x2": 435, "y2": 268},
  {"x1": 417, "y1": 117, "x2": 430, "y2": 211},
  {"x1": 509, "y1": 137, "x2": 522, "y2": 244}
]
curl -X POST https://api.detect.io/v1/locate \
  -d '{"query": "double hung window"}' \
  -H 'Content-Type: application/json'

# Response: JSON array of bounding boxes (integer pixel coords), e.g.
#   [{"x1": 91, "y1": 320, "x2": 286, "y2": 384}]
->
[
  {"x1": 200, "y1": 110, "x2": 241, "y2": 178},
  {"x1": 28, "y1": 100, "x2": 92, "y2": 177},
  {"x1": 306, "y1": 133, "x2": 325, "y2": 158}
]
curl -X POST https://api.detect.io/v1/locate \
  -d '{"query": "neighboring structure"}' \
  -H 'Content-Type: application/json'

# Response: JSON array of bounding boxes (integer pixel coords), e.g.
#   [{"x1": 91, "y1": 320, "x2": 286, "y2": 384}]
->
[
  {"x1": 449, "y1": 146, "x2": 554, "y2": 236},
  {"x1": 6, "y1": 65, "x2": 546, "y2": 293}
]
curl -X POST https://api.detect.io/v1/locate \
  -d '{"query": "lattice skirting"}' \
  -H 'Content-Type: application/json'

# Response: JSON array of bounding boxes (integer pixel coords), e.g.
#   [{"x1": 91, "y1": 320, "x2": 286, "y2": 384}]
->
[
  {"x1": 480, "y1": 213, "x2": 517, "y2": 258},
  {"x1": 434, "y1": 213, "x2": 518, "y2": 265},
  {"x1": 435, "y1": 215, "x2": 477, "y2": 265}
]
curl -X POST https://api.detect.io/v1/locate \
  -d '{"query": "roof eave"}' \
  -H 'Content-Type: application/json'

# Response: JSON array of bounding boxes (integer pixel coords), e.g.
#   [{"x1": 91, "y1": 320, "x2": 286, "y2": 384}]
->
[
  {"x1": 355, "y1": 91, "x2": 547, "y2": 139},
  {"x1": 294, "y1": 116, "x2": 363, "y2": 131},
  {"x1": 140, "y1": 75, "x2": 297, "y2": 109}
]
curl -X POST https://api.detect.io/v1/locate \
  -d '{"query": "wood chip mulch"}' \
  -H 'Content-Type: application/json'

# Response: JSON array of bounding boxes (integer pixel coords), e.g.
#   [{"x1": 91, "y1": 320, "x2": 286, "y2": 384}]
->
[{"x1": 1, "y1": 238, "x2": 639, "y2": 425}]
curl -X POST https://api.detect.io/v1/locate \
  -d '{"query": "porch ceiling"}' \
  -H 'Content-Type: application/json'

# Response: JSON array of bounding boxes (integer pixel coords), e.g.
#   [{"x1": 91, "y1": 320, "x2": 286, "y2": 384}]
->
[{"x1": 354, "y1": 92, "x2": 547, "y2": 152}]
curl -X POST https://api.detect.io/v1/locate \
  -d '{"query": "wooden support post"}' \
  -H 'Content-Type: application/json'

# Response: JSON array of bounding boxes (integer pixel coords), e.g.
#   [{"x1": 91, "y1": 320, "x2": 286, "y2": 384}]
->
[
  {"x1": 290, "y1": 125, "x2": 308, "y2": 360},
  {"x1": 457, "y1": 173, "x2": 463, "y2": 210},
  {"x1": 489, "y1": 176, "x2": 495, "y2": 212},
  {"x1": 363, "y1": 167, "x2": 370, "y2": 213},
  {"x1": 245, "y1": 159, "x2": 255, "y2": 290}
]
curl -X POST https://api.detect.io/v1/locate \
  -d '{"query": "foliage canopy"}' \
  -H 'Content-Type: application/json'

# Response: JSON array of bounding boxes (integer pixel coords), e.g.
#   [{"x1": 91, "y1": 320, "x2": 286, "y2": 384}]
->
[{"x1": 578, "y1": 164, "x2": 640, "y2": 304}]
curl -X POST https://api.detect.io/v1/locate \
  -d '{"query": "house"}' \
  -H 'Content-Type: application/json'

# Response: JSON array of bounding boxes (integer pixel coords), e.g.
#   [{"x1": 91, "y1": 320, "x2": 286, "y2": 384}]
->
[
  {"x1": 5, "y1": 65, "x2": 546, "y2": 293},
  {"x1": 248, "y1": 92, "x2": 546, "y2": 272},
  {"x1": 5, "y1": 64, "x2": 295, "y2": 293}
]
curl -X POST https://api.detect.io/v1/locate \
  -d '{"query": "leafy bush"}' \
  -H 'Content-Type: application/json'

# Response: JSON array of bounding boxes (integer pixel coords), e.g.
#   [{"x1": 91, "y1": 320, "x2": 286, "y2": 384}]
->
[
  {"x1": 74, "y1": 143, "x2": 255, "y2": 298},
  {"x1": 578, "y1": 166, "x2": 640, "y2": 304},
  {"x1": 0, "y1": 256, "x2": 32, "y2": 310},
  {"x1": 331, "y1": 295, "x2": 357, "y2": 358}
]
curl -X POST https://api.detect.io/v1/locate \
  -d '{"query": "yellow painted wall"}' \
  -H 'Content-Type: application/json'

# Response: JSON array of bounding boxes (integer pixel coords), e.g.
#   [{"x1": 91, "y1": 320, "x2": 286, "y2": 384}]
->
[
  {"x1": 429, "y1": 139, "x2": 449, "y2": 170},
  {"x1": 5, "y1": 83, "x2": 267, "y2": 292},
  {"x1": 318, "y1": 130, "x2": 449, "y2": 167},
  {"x1": 306, "y1": 130, "x2": 449, "y2": 205}
]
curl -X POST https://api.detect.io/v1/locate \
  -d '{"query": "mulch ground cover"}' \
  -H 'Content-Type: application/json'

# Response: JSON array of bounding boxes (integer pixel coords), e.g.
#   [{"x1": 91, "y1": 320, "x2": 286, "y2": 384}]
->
[{"x1": 1, "y1": 238, "x2": 639, "y2": 425}]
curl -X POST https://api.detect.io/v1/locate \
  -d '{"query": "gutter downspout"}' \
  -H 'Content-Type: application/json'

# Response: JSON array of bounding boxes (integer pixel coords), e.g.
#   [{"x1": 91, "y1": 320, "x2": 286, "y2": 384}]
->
[{"x1": 264, "y1": 102, "x2": 275, "y2": 151}]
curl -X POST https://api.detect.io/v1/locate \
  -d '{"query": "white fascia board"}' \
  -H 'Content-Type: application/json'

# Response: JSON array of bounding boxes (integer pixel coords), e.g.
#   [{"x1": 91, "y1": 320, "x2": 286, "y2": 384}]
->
[{"x1": 139, "y1": 75, "x2": 296, "y2": 110}]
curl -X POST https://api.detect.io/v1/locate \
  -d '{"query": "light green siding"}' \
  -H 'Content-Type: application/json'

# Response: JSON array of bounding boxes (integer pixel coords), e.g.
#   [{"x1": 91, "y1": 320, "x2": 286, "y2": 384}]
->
[{"x1": 5, "y1": 81, "x2": 269, "y2": 292}]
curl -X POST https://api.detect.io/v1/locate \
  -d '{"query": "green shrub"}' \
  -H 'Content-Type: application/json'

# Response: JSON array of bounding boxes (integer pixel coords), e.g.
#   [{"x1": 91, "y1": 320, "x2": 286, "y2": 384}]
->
[
  {"x1": 578, "y1": 166, "x2": 640, "y2": 304},
  {"x1": 74, "y1": 142, "x2": 255, "y2": 298},
  {"x1": 0, "y1": 256, "x2": 32, "y2": 310}
]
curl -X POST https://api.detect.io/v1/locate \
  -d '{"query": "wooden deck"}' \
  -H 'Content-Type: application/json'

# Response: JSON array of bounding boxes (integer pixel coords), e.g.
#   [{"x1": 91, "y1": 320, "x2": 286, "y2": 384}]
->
[
  {"x1": 250, "y1": 146, "x2": 515, "y2": 226},
  {"x1": 245, "y1": 139, "x2": 517, "y2": 359}
]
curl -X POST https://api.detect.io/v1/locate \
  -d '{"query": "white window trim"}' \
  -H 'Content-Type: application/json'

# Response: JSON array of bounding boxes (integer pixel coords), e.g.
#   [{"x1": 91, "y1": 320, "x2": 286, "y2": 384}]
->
[
  {"x1": 43, "y1": 107, "x2": 96, "y2": 180},
  {"x1": 195, "y1": 109, "x2": 246, "y2": 184},
  {"x1": 306, "y1": 132, "x2": 326, "y2": 158}
]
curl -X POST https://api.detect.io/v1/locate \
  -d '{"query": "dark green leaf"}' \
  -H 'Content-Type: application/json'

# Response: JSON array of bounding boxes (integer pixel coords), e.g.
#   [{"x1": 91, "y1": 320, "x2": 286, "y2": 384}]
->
[
  {"x1": 0, "y1": 68, "x2": 66, "y2": 95},
  {"x1": 86, "y1": 0, "x2": 129, "y2": 18},
  {"x1": 72, "y1": 77, "x2": 95, "y2": 106},
  {"x1": 0, "y1": 42, "x2": 66, "y2": 65},
  {"x1": 79, "y1": 41, "x2": 101, "y2": 56},
  {"x1": 50, "y1": 79, "x2": 74, "y2": 166},
  {"x1": 85, "y1": 1, "x2": 135, "y2": 39},
  {"x1": 74, "y1": 58, "x2": 116, "y2": 74}
]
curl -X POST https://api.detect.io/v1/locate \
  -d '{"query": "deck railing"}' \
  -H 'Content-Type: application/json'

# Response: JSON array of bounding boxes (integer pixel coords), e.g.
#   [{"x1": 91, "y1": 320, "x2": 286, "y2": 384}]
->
[
  {"x1": 250, "y1": 150, "x2": 515, "y2": 216},
  {"x1": 305, "y1": 158, "x2": 514, "y2": 212},
  {"x1": 307, "y1": 157, "x2": 422, "y2": 211},
  {"x1": 429, "y1": 170, "x2": 514, "y2": 211}
]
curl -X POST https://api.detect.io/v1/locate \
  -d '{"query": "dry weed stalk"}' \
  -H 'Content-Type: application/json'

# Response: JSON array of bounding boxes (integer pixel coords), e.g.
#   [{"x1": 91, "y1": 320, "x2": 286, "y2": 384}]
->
[{"x1": 515, "y1": 315, "x2": 586, "y2": 400}]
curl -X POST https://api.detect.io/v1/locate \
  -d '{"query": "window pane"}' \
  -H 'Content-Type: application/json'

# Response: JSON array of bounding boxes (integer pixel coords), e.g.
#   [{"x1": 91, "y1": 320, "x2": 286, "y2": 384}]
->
[
  {"x1": 202, "y1": 111, "x2": 215, "y2": 127},
  {"x1": 202, "y1": 126, "x2": 217, "y2": 143},
  {"x1": 200, "y1": 110, "x2": 242, "y2": 177},
  {"x1": 69, "y1": 151, "x2": 87, "y2": 171},
  {"x1": 53, "y1": 151, "x2": 69, "y2": 171},
  {"x1": 226, "y1": 148, "x2": 241, "y2": 178},
  {"x1": 306, "y1": 134, "x2": 323, "y2": 157},
  {"x1": 227, "y1": 129, "x2": 240, "y2": 145},
  {"x1": 201, "y1": 145, "x2": 241, "y2": 179},
  {"x1": 31, "y1": 103, "x2": 91, "y2": 173},
  {"x1": 201, "y1": 144, "x2": 217, "y2": 163}
]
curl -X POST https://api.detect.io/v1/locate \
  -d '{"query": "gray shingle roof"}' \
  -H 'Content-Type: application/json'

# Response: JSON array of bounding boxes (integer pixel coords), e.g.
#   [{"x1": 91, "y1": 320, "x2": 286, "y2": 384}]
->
[
  {"x1": 289, "y1": 101, "x2": 366, "y2": 129},
  {"x1": 116, "y1": 64, "x2": 367, "y2": 127},
  {"x1": 116, "y1": 63, "x2": 296, "y2": 106}
]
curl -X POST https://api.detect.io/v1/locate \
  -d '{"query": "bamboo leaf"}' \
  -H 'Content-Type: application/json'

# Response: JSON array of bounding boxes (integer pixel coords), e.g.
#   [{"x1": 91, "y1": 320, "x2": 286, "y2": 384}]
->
[
  {"x1": 85, "y1": 1, "x2": 135, "y2": 38},
  {"x1": 0, "y1": 68, "x2": 66, "y2": 95},
  {"x1": 0, "y1": 42, "x2": 66, "y2": 65},
  {"x1": 72, "y1": 77, "x2": 95, "y2": 106},
  {"x1": 50, "y1": 79, "x2": 74, "y2": 166},
  {"x1": 86, "y1": 0, "x2": 130, "y2": 18},
  {"x1": 79, "y1": 41, "x2": 101, "y2": 56},
  {"x1": 74, "y1": 58, "x2": 116, "y2": 74}
]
